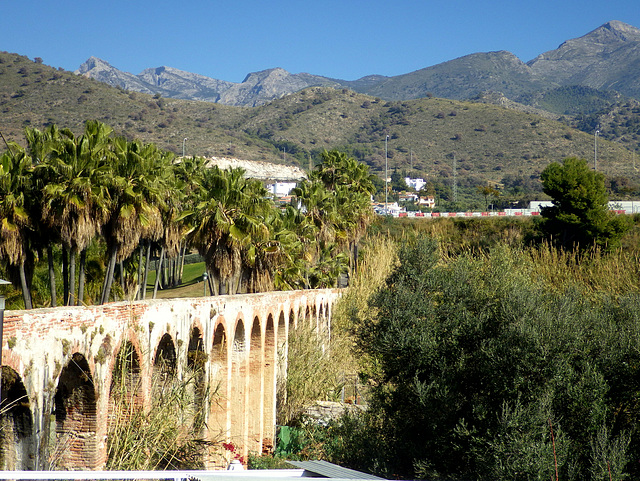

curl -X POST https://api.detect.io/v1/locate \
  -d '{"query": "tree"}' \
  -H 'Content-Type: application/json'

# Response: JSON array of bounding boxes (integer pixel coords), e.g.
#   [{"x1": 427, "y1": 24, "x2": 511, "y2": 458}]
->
[
  {"x1": 100, "y1": 137, "x2": 165, "y2": 304},
  {"x1": 37, "y1": 121, "x2": 111, "y2": 305},
  {"x1": 0, "y1": 144, "x2": 35, "y2": 308},
  {"x1": 477, "y1": 185, "x2": 500, "y2": 211},
  {"x1": 540, "y1": 157, "x2": 630, "y2": 250},
  {"x1": 189, "y1": 166, "x2": 272, "y2": 295},
  {"x1": 347, "y1": 239, "x2": 636, "y2": 480}
]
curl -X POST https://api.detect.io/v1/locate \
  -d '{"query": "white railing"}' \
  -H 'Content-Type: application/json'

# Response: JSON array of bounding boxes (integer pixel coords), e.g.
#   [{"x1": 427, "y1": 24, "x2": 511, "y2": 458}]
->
[{"x1": 0, "y1": 469, "x2": 308, "y2": 481}]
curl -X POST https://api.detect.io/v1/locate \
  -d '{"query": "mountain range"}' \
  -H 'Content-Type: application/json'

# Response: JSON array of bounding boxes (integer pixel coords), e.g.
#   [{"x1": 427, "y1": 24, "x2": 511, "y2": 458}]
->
[{"x1": 76, "y1": 20, "x2": 640, "y2": 109}]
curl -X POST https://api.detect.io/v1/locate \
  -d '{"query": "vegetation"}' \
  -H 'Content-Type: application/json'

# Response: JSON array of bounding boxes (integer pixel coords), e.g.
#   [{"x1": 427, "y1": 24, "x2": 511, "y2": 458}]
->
[
  {"x1": 294, "y1": 237, "x2": 640, "y2": 480},
  {"x1": 107, "y1": 347, "x2": 214, "y2": 470},
  {"x1": 540, "y1": 157, "x2": 632, "y2": 250},
  {"x1": 0, "y1": 123, "x2": 374, "y2": 308}
]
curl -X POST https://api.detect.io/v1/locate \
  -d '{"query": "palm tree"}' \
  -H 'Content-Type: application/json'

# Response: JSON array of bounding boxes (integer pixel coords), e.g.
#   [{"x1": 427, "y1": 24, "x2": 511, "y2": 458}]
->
[
  {"x1": 292, "y1": 150, "x2": 375, "y2": 283},
  {"x1": 0, "y1": 144, "x2": 35, "y2": 308},
  {"x1": 190, "y1": 166, "x2": 273, "y2": 295},
  {"x1": 100, "y1": 137, "x2": 165, "y2": 304},
  {"x1": 37, "y1": 121, "x2": 112, "y2": 305},
  {"x1": 26, "y1": 125, "x2": 61, "y2": 305}
]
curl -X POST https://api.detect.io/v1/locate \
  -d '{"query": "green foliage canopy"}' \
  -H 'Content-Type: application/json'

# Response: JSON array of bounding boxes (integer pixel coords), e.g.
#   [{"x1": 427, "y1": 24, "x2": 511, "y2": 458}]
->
[
  {"x1": 345, "y1": 238, "x2": 639, "y2": 480},
  {"x1": 540, "y1": 157, "x2": 630, "y2": 249}
]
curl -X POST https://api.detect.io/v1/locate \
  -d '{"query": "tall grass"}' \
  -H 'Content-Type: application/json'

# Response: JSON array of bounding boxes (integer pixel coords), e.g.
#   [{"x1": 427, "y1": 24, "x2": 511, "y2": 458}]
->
[
  {"x1": 527, "y1": 242, "x2": 640, "y2": 298},
  {"x1": 278, "y1": 236, "x2": 397, "y2": 425},
  {"x1": 107, "y1": 357, "x2": 217, "y2": 470}
]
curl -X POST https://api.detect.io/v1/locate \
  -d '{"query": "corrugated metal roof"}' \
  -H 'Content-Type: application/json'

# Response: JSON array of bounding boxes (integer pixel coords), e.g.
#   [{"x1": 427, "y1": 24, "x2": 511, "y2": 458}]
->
[{"x1": 288, "y1": 460, "x2": 386, "y2": 480}]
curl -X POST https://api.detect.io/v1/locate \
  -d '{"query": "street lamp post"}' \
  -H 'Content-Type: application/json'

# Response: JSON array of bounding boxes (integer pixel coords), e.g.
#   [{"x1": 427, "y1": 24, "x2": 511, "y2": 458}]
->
[
  {"x1": 182, "y1": 137, "x2": 188, "y2": 158},
  {"x1": 594, "y1": 129, "x2": 599, "y2": 171},
  {"x1": 203, "y1": 271, "x2": 208, "y2": 297},
  {"x1": 385, "y1": 135, "x2": 389, "y2": 214}
]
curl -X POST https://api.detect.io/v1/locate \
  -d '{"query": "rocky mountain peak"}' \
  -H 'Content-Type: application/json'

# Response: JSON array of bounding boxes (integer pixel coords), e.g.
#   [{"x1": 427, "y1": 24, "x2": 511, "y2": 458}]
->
[{"x1": 75, "y1": 56, "x2": 114, "y2": 75}]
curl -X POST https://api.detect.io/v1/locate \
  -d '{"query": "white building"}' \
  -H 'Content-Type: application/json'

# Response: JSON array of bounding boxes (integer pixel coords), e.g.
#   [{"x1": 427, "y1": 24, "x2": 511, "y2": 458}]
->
[
  {"x1": 266, "y1": 181, "x2": 298, "y2": 197},
  {"x1": 405, "y1": 177, "x2": 427, "y2": 192}
]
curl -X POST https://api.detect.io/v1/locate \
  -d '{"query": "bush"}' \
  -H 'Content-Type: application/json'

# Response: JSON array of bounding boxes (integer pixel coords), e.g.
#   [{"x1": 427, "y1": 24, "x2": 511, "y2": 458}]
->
[{"x1": 342, "y1": 238, "x2": 640, "y2": 480}]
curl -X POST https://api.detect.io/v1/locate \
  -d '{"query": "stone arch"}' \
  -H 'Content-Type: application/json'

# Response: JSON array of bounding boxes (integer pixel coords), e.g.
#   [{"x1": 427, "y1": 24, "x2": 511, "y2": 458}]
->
[
  {"x1": 52, "y1": 353, "x2": 97, "y2": 469},
  {"x1": 312, "y1": 304, "x2": 318, "y2": 331},
  {"x1": 210, "y1": 320, "x2": 229, "y2": 438},
  {"x1": 187, "y1": 326, "x2": 206, "y2": 370},
  {"x1": 0, "y1": 367, "x2": 34, "y2": 470},
  {"x1": 263, "y1": 313, "x2": 276, "y2": 453},
  {"x1": 110, "y1": 340, "x2": 143, "y2": 406},
  {"x1": 152, "y1": 334, "x2": 177, "y2": 403},
  {"x1": 187, "y1": 326, "x2": 207, "y2": 436},
  {"x1": 154, "y1": 333, "x2": 177, "y2": 378},
  {"x1": 230, "y1": 318, "x2": 247, "y2": 449},
  {"x1": 248, "y1": 316, "x2": 263, "y2": 453}
]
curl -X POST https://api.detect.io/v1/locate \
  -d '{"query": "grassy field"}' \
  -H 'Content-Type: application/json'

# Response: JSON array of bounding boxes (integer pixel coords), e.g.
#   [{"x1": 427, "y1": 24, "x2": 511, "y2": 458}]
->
[{"x1": 144, "y1": 261, "x2": 207, "y2": 299}]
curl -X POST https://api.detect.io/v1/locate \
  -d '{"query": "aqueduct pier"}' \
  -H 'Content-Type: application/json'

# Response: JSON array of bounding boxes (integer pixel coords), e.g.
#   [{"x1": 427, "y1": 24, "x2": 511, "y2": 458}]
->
[{"x1": 0, "y1": 289, "x2": 341, "y2": 470}]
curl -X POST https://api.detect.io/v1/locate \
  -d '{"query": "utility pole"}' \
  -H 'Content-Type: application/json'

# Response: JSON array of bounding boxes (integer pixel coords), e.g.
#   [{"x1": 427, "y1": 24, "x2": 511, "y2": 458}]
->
[
  {"x1": 594, "y1": 129, "x2": 599, "y2": 171},
  {"x1": 385, "y1": 135, "x2": 390, "y2": 214},
  {"x1": 453, "y1": 153, "x2": 458, "y2": 206}
]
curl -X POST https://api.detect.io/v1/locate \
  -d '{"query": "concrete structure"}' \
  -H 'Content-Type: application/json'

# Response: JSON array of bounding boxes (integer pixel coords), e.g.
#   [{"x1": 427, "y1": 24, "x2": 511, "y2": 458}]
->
[
  {"x1": 266, "y1": 182, "x2": 297, "y2": 197},
  {"x1": 0, "y1": 289, "x2": 340, "y2": 471}
]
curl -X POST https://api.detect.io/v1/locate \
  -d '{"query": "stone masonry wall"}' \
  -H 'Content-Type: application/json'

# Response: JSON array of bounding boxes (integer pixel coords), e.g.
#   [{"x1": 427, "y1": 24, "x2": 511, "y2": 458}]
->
[{"x1": 0, "y1": 289, "x2": 340, "y2": 470}]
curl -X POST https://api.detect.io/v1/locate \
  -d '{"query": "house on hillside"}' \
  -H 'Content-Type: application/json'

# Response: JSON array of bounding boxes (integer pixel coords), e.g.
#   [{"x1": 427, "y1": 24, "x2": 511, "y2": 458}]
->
[
  {"x1": 418, "y1": 196, "x2": 436, "y2": 208},
  {"x1": 405, "y1": 177, "x2": 426, "y2": 191}
]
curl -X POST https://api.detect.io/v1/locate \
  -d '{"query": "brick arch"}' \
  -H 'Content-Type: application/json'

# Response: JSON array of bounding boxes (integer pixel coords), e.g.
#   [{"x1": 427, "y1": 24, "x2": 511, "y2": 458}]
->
[
  {"x1": 52, "y1": 353, "x2": 97, "y2": 469},
  {"x1": 153, "y1": 333, "x2": 177, "y2": 377},
  {"x1": 230, "y1": 316, "x2": 247, "y2": 449},
  {"x1": 263, "y1": 314, "x2": 276, "y2": 453},
  {"x1": 187, "y1": 326, "x2": 207, "y2": 438},
  {"x1": 0, "y1": 366, "x2": 34, "y2": 470},
  {"x1": 2, "y1": 288, "x2": 342, "y2": 469},
  {"x1": 276, "y1": 310, "x2": 293, "y2": 424},
  {"x1": 210, "y1": 319, "x2": 230, "y2": 439},
  {"x1": 248, "y1": 316, "x2": 263, "y2": 453},
  {"x1": 109, "y1": 339, "x2": 144, "y2": 437}
]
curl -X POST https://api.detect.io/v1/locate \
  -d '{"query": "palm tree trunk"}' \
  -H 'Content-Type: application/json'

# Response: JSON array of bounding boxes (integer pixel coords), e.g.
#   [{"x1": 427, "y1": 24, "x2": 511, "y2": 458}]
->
[
  {"x1": 47, "y1": 243, "x2": 57, "y2": 307},
  {"x1": 210, "y1": 269, "x2": 218, "y2": 296},
  {"x1": 69, "y1": 250, "x2": 76, "y2": 306},
  {"x1": 19, "y1": 261, "x2": 33, "y2": 309},
  {"x1": 62, "y1": 246, "x2": 69, "y2": 306},
  {"x1": 153, "y1": 247, "x2": 165, "y2": 299},
  {"x1": 137, "y1": 244, "x2": 144, "y2": 300},
  {"x1": 142, "y1": 242, "x2": 151, "y2": 300},
  {"x1": 101, "y1": 244, "x2": 118, "y2": 305},
  {"x1": 119, "y1": 260, "x2": 125, "y2": 296},
  {"x1": 77, "y1": 249, "x2": 86, "y2": 306},
  {"x1": 178, "y1": 244, "x2": 186, "y2": 284}
]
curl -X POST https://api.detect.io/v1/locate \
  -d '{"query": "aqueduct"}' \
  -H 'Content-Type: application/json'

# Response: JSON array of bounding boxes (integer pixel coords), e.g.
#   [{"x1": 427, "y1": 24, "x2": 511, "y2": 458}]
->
[{"x1": 0, "y1": 289, "x2": 341, "y2": 470}]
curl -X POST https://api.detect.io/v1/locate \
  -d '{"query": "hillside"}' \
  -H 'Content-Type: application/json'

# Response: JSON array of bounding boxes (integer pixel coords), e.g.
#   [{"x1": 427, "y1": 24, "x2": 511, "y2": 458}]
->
[{"x1": 0, "y1": 51, "x2": 636, "y2": 191}]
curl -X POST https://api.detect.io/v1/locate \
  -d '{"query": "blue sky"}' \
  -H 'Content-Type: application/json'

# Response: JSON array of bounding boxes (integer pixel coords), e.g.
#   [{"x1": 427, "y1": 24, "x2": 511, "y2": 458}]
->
[{"x1": 3, "y1": 0, "x2": 640, "y2": 83}]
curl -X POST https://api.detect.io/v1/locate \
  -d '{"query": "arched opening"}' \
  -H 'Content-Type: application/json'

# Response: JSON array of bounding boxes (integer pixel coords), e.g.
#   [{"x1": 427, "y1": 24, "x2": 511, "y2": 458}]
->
[
  {"x1": 52, "y1": 353, "x2": 97, "y2": 469},
  {"x1": 277, "y1": 310, "x2": 295, "y2": 424},
  {"x1": 248, "y1": 317, "x2": 263, "y2": 453},
  {"x1": 230, "y1": 319, "x2": 247, "y2": 451},
  {"x1": 109, "y1": 339, "x2": 143, "y2": 459},
  {"x1": 153, "y1": 334, "x2": 177, "y2": 402},
  {"x1": 210, "y1": 322, "x2": 229, "y2": 438},
  {"x1": 187, "y1": 326, "x2": 207, "y2": 436},
  {"x1": 110, "y1": 340, "x2": 142, "y2": 407},
  {"x1": 263, "y1": 314, "x2": 276, "y2": 454},
  {"x1": 154, "y1": 333, "x2": 177, "y2": 378},
  {"x1": 0, "y1": 367, "x2": 34, "y2": 470}
]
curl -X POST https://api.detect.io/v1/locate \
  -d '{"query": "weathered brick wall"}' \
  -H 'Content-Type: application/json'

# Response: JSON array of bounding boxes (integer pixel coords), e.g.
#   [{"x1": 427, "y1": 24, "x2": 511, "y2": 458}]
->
[{"x1": 0, "y1": 289, "x2": 340, "y2": 470}]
